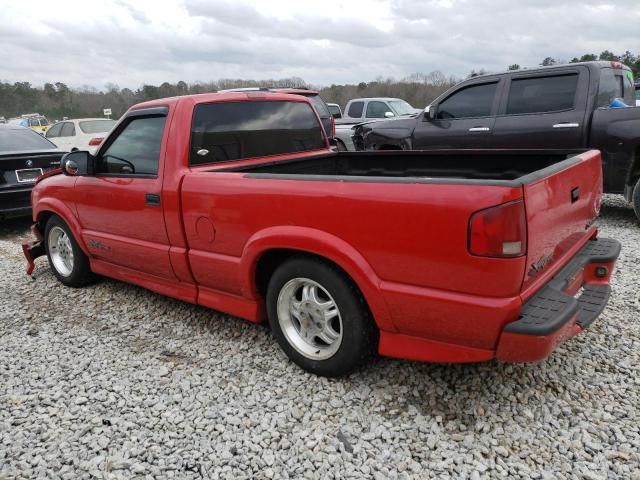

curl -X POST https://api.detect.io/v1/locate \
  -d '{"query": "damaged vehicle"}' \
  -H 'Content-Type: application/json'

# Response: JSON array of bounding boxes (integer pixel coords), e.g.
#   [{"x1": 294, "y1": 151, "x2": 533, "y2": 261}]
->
[{"x1": 23, "y1": 92, "x2": 620, "y2": 377}]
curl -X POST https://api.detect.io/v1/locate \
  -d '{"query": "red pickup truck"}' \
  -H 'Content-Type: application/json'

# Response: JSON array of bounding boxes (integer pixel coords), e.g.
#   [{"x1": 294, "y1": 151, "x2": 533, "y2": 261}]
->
[{"x1": 23, "y1": 92, "x2": 620, "y2": 377}]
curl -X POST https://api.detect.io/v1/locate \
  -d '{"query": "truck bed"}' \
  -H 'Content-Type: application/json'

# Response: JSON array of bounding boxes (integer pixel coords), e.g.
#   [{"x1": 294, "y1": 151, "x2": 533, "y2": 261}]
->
[{"x1": 227, "y1": 150, "x2": 581, "y2": 184}]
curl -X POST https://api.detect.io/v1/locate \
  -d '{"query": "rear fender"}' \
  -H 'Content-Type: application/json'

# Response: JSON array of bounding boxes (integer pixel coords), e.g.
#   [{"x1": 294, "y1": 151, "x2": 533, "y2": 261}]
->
[
  {"x1": 240, "y1": 226, "x2": 395, "y2": 332},
  {"x1": 33, "y1": 199, "x2": 89, "y2": 256}
]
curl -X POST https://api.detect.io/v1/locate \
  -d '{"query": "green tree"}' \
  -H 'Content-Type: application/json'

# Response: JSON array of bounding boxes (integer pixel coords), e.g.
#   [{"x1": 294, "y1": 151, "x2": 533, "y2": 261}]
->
[
  {"x1": 540, "y1": 57, "x2": 557, "y2": 66},
  {"x1": 580, "y1": 54, "x2": 598, "y2": 62},
  {"x1": 599, "y1": 50, "x2": 619, "y2": 61},
  {"x1": 508, "y1": 64, "x2": 520, "y2": 71}
]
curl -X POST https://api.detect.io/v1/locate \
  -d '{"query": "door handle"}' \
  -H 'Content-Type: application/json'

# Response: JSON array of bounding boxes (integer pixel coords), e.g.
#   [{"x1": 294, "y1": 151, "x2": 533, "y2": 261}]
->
[
  {"x1": 145, "y1": 193, "x2": 161, "y2": 206},
  {"x1": 468, "y1": 127, "x2": 491, "y2": 132},
  {"x1": 553, "y1": 123, "x2": 580, "y2": 128}
]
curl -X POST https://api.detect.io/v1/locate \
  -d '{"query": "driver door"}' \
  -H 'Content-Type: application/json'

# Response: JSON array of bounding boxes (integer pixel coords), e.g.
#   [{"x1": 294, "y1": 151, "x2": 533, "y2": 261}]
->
[
  {"x1": 412, "y1": 79, "x2": 502, "y2": 149},
  {"x1": 74, "y1": 110, "x2": 176, "y2": 281}
]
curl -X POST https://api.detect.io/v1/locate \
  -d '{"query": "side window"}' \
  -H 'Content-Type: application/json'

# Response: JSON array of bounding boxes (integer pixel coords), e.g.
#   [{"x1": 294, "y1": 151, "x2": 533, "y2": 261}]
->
[
  {"x1": 46, "y1": 123, "x2": 62, "y2": 138},
  {"x1": 506, "y1": 74, "x2": 578, "y2": 114},
  {"x1": 29, "y1": 118, "x2": 40, "y2": 127},
  {"x1": 347, "y1": 101, "x2": 364, "y2": 118},
  {"x1": 437, "y1": 82, "x2": 498, "y2": 119},
  {"x1": 190, "y1": 101, "x2": 325, "y2": 165},
  {"x1": 99, "y1": 116, "x2": 166, "y2": 175},
  {"x1": 597, "y1": 68, "x2": 625, "y2": 107},
  {"x1": 60, "y1": 122, "x2": 76, "y2": 137},
  {"x1": 366, "y1": 101, "x2": 392, "y2": 118}
]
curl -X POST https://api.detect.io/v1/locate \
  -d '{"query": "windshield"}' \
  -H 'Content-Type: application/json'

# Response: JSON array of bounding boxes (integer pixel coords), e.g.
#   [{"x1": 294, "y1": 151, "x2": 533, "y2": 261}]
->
[
  {"x1": 307, "y1": 95, "x2": 331, "y2": 118},
  {"x1": 389, "y1": 100, "x2": 416, "y2": 116},
  {"x1": 0, "y1": 128, "x2": 57, "y2": 152},
  {"x1": 79, "y1": 119, "x2": 117, "y2": 134}
]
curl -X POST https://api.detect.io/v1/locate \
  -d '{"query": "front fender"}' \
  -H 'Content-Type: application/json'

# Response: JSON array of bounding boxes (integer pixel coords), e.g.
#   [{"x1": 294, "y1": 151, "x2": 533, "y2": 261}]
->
[
  {"x1": 32, "y1": 197, "x2": 89, "y2": 256},
  {"x1": 239, "y1": 226, "x2": 395, "y2": 332},
  {"x1": 363, "y1": 126, "x2": 413, "y2": 150}
]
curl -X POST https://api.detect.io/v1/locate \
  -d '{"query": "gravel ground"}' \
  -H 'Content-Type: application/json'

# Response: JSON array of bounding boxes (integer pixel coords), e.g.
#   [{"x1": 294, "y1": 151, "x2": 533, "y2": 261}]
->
[{"x1": 0, "y1": 196, "x2": 639, "y2": 480}]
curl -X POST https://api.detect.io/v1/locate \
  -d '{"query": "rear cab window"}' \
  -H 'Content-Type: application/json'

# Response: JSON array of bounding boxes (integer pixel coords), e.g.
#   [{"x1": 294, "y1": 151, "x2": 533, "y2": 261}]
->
[
  {"x1": 190, "y1": 100, "x2": 325, "y2": 165},
  {"x1": 506, "y1": 74, "x2": 579, "y2": 114},
  {"x1": 307, "y1": 95, "x2": 331, "y2": 118},
  {"x1": 597, "y1": 67, "x2": 635, "y2": 107}
]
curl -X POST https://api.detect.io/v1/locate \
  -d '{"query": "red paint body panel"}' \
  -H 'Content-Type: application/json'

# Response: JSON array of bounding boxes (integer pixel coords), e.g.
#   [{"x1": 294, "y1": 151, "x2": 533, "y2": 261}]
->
[
  {"x1": 496, "y1": 319, "x2": 581, "y2": 363},
  {"x1": 26, "y1": 92, "x2": 618, "y2": 366},
  {"x1": 522, "y1": 150, "x2": 603, "y2": 292}
]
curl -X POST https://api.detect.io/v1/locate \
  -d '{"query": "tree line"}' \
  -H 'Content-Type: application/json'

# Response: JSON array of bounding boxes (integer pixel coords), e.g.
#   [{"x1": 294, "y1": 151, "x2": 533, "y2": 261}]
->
[
  {"x1": 0, "y1": 50, "x2": 637, "y2": 121},
  {"x1": 509, "y1": 50, "x2": 640, "y2": 77}
]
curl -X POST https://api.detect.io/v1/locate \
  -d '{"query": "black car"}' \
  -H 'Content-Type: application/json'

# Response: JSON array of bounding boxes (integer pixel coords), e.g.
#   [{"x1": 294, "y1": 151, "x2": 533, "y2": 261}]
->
[{"x1": 0, "y1": 125, "x2": 65, "y2": 218}]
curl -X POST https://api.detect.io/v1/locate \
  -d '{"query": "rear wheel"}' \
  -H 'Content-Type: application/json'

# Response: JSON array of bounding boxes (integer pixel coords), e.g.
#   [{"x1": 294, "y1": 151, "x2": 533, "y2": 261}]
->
[
  {"x1": 266, "y1": 257, "x2": 376, "y2": 377},
  {"x1": 632, "y1": 178, "x2": 640, "y2": 222},
  {"x1": 336, "y1": 139, "x2": 347, "y2": 152},
  {"x1": 45, "y1": 215, "x2": 93, "y2": 287}
]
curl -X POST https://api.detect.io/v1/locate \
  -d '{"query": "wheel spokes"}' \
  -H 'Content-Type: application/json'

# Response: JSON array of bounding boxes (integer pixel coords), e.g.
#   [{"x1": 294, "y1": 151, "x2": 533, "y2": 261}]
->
[{"x1": 317, "y1": 323, "x2": 340, "y2": 345}]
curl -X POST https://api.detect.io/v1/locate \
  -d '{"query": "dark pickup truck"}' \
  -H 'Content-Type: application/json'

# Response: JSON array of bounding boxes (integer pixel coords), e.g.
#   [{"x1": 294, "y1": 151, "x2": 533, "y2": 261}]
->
[{"x1": 353, "y1": 61, "x2": 640, "y2": 219}]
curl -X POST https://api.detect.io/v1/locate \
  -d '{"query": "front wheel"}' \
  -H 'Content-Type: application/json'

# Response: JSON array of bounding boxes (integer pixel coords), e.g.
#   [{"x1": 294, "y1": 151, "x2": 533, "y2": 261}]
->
[
  {"x1": 266, "y1": 257, "x2": 377, "y2": 377},
  {"x1": 45, "y1": 215, "x2": 93, "y2": 287}
]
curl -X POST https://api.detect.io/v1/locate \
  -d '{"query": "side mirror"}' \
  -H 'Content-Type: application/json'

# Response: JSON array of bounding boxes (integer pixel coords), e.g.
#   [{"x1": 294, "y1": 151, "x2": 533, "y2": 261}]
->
[
  {"x1": 384, "y1": 111, "x2": 395, "y2": 118},
  {"x1": 424, "y1": 104, "x2": 437, "y2": 121},
  {"x1": 61, "y1": 150, "x2": 92, "y2": 176},
  {"x1": 332, "y1": 112, "x2": 342, "y2": 119}
]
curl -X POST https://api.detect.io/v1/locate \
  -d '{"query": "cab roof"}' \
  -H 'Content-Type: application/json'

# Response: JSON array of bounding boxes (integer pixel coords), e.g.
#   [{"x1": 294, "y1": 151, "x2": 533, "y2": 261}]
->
[{"x1": 129, "y1": 91, "x2": 316, "y2": 111}]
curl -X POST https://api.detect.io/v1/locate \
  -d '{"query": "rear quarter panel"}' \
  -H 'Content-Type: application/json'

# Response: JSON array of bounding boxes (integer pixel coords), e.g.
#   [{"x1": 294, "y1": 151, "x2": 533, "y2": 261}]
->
[{"x1": 181, "y1": 173, "x2": 525, "y2": 298}]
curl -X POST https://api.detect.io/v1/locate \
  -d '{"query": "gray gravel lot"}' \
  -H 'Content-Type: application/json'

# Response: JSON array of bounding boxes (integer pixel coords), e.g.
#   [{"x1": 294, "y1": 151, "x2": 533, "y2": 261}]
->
[{"x1": 0, "y1": 196, "x2": 639, "y2": 480}]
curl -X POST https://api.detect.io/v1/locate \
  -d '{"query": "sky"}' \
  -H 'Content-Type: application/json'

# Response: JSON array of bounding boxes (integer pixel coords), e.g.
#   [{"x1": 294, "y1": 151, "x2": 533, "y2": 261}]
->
[{"x1": 1, "y1": 0, "x2": 638, "y2": 90}]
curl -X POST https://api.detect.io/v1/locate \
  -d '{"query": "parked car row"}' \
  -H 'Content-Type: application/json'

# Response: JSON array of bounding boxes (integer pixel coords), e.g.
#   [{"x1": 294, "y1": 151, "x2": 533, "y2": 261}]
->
[{"x1": 333, "y1": 97, "x2": 422, "y2": 151}]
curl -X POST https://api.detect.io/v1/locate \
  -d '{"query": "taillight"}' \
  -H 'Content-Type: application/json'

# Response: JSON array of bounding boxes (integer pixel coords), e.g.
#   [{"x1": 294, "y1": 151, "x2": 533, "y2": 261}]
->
[
  {"x1": 468, "y1": 200, "x2": 527, "y2": 258},
  {"x1": 88, "y1": 137, "x2": 103, "y2": 146}
]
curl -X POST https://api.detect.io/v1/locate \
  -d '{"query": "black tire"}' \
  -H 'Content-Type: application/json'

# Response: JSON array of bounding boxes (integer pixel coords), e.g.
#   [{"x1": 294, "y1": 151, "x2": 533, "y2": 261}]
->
[
  {"x1": 336, "y1": 139, "x2": 347, "y2": 152},
  {"x1": 44, "y1": 215, "x2": 93, "y2": 287},
  {"x1": 632, "y1": 178, "x2": 640, "y2": 222},
  {"x1": 266, "y1": 257, "x2": 377, "y2": 377}
]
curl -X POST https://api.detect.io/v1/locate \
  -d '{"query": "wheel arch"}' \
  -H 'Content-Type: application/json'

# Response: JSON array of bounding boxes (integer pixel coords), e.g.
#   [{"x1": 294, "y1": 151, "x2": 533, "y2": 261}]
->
[
  {"x1": 34, "y1": 200, "x2": 89, "y2": 256},
  {"x1": 240, "y1": 226, "x2": 395, "y2": 332}
]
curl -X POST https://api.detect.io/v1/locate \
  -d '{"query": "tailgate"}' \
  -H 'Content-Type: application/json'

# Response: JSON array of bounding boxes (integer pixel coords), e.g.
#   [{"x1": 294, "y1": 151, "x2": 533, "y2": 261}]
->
[{"x1": 521, "y1": 150, "x2": 602, "y2": 295}]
